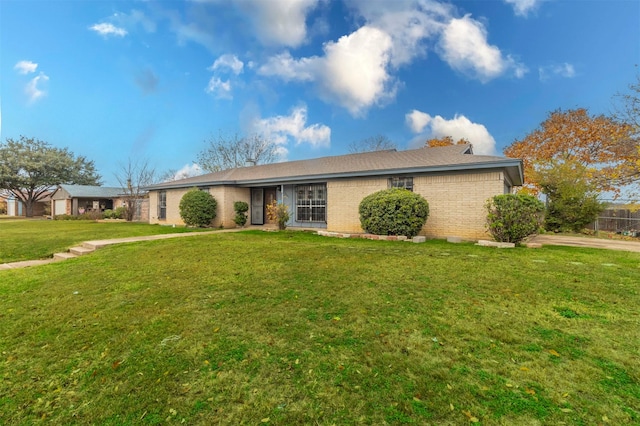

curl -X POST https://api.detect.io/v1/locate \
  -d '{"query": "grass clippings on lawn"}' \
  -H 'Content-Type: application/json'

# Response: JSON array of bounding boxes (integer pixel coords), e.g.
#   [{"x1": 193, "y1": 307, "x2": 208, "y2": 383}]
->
[{"x1": 0, "y1": 231, "x2": 638, "y2": 425}]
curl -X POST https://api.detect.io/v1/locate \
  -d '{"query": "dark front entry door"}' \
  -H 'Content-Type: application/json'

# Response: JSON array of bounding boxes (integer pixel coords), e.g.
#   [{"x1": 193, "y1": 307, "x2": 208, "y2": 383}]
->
[{"x1": 251, "y1": 188, "x2": 264, "y2": 225}]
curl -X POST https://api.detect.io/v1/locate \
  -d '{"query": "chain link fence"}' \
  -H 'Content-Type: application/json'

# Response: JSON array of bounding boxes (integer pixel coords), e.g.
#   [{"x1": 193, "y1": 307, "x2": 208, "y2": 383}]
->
[{"x1": 587, "y1": 208, "x2": 640, "y2": 237}]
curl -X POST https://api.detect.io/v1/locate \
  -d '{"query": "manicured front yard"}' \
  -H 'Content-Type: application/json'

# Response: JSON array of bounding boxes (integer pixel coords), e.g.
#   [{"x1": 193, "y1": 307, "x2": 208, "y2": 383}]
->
[
  {"x1": 1, "y1": 230, "x2": 638, "y2": 424},
  {"x1": 0, "y1": 219, "x2": 204, "y2": 263}
]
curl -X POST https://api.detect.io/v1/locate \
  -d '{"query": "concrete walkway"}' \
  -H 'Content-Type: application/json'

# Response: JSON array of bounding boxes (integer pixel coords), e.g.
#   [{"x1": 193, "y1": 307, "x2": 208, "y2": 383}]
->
[
  {"x1": 0, "y1": 230, "x2": 229, "y2": 271},
  {"x1": 528, "y1": 234, "x2": 640, "y2": 253}
]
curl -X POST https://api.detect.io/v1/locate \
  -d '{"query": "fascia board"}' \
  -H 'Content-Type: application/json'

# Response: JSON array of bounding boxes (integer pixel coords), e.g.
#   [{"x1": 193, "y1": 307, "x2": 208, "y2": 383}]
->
[{"x1": 144, "y1": 160, "x2": 523, "y2": 190}]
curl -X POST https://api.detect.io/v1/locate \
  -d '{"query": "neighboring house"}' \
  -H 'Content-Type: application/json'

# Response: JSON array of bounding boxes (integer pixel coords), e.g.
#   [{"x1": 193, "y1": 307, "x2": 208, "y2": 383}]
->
[
  {"x1": 49, "y1": 184, "x2": 149, "y2": 221},
  {"x1": 1, "y1": 192, "x2": 51, "y2": 217},
  {"x1": 0, "y1": 193, "x2": 8, "y2": 215},
  {"x1": 144, "y1": 144, "x2": 523, "y2": 239}
]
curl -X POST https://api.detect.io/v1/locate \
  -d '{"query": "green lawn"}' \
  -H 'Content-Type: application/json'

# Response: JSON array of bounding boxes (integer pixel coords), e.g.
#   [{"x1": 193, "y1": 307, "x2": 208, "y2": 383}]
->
[
  {"x1": 0, "y1": 219, "x2": 205, "y2": 263},
  {"x1": 1, "y1": 230, "x2": 638, "y2": 425}
]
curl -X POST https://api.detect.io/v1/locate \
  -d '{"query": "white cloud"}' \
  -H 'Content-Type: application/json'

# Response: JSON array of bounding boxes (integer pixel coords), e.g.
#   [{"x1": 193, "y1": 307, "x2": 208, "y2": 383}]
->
[
  {"x1": 539, "y1": 62, "x2": 576, "y2": 81},
  {"x1": 14, "y1": 60, "x2": 38, "y2": 74},
  {"x1": 347, "y1": 0, "x2": 451, "y2": 68},
  {"x1": 257, "y1": 2, "x2": 525, "y2": 114},
  {"x1": 25, "y1": 72, "x2": 49, "y2": 103},
  {"x1": 259, "y1": 26, "x2": 395, "y2": 116},
  {"x1": 320, "y1": 26, "x2": 395, "y2": 116},
  {"x1": 405, "y1": 109, "x2": 432, "y2": 133},
  {"x1": 210, "y1": 54, "x2": 244, "y2": 75},
  {"x1": 251, "y1": 105, "x2": 331, "y2": 150},
  {"x1": 236, "y1": 0, "x2": 320, "y2": 47},
  {"x1": 504, "y1": 0, "x2": 542, "y2": 17},
  {"x1": 205, "y1": 77, "x2": 233, "y2": 99},
  {"x1": 89, "y1": 22, "x2": 128, "y2": 37},
  {"x1": 205, "y1": 54, "x2": 245, "y2": 99},
  {"x1": 438, "y1": 14, "x2": 526, "y2": 82},
  {"x1": 405, "y1": 110, "x2": 496, "y2": 155},
  {"x1": 170, "y1": 163, "x2": 203, "y2": 181},
  {"x1": 258, "y1": 51, "x2": 317, "y2": 82}
]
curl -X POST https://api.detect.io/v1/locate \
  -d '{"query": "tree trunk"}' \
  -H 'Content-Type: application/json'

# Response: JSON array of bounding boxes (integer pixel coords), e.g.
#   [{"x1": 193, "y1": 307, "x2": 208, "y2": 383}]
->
[
  {"x1": 125, "y1": 199, "x2": 135, "y2": 221},
  {"x1": 25, "y1": 198, "x2": 35, "y2": 217}
]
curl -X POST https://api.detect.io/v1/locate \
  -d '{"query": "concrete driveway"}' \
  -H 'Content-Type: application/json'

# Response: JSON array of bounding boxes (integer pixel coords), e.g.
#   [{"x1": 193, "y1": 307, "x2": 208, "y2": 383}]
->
[{"x1": 529, "y1": 234, "x2": 640, "y2": 253}]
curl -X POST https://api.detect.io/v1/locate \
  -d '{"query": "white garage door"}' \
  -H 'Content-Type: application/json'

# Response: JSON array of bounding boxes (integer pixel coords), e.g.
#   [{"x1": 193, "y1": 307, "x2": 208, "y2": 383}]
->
[{"x1": 54, "y1": 200, "x2": 67, "y2": 216}]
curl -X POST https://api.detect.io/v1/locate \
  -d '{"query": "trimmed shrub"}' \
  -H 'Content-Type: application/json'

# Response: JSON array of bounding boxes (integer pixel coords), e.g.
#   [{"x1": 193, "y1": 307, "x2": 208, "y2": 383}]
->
[
  {"x1": 102, "y1": 209, "x2": 115, "y2": 219},
  {"x1": 486, "y1": 194, "x2": 544, "y2": 243},
  {"x1": 359, "y1": 188, "x2": 429, "y2": 238},
  {"x1": 79, "y1": 211, "x2": 102, "y2": 220},
  {"x1": 113, "y1": 206, "x2": 126, "y2": 219},
  {"x1": 233, "y1": 201, "x2": 249, "y2": 227},
  {"x1": 54, "y1": 214, "x2": 77, "y2": 221},
  {"x1": 179, "y1": 188, "x2": 217, "y2": 227}
]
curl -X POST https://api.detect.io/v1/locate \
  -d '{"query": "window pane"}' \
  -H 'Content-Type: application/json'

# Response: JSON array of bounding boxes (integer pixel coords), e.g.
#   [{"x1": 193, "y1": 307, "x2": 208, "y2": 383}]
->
[
  {"x1": 158, "y1": 191, "x2": 167, "y2": 219},
  {"x1": 295, "y1": 184, "x2": 326, "y2": 222},
  {"x1": 389, "y1": 177, "x2": 413, "y2": 191}
]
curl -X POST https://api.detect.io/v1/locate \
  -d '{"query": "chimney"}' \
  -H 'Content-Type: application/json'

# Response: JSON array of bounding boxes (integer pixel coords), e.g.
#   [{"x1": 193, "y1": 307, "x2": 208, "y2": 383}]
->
[{"x1": 245, "y1": 158, "x2": 256, "y2": 167}]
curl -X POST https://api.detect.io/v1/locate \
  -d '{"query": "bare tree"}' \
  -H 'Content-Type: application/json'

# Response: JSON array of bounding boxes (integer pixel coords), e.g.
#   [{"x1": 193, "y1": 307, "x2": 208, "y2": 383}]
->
[
  {"x1": 347, "y1": 135, "x2": 397, "y2": 153},
  {"x1": 158, "y1": 164, "x2": 203, "y2": 182},
  {"x1": 197, "y1": 132, "x2": 278, "y2": 173},
  {"x1": 613, "y1": 72, "x2": 640, "y2": 131},
  {"x1": 115, "y1": 159, "x2": 156, "y2": 222},
  {"x1": 158, "y1": 169, "x2": 178, "y2": 183}
]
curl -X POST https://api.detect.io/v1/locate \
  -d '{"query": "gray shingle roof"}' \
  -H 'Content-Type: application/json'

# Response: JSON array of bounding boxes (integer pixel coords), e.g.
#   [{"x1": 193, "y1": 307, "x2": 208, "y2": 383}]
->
[
  {"x1": 59, "y1": 184, "x2": 123, "y2": 198},
  {"x1": 147, "y1": 144, "x2": 523, "y2": 190}
]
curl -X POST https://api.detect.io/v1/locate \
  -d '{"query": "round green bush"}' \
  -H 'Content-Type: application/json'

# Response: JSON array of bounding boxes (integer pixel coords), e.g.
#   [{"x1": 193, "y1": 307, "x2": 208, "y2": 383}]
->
[
  {"x1": 486, "y1": 193, "x2": 544, "y2": 243},
  {"x1": 113, "y1": 206, "x2": 126, "y2": 219},
  {"x1": 179, "y1": 188, "x2": 217, "y2": 227},
  {"x1": 359, "y1": 188, "x2": 429, "y2": 238},
  {"x1": 233, "y1": 201, "x2": 249, "y2": 227}
]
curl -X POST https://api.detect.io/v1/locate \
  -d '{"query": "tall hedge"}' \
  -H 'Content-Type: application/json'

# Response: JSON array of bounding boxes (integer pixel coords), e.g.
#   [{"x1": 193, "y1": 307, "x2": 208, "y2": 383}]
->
[
  {"x1": 179, "y1": 188, "x2": 217, "y2": 227},
  {"x1": 486, "y1": 193, "x2": 544, "y2": 243},
  {"x1": 359, "y1": 188, "x2": 429, "y2": 238}
]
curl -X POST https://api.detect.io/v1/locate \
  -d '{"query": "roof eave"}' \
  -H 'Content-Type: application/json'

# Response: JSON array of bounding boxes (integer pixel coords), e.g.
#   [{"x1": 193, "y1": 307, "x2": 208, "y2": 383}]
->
[{"x1": 145, "y1": 159, "x2": 524, "y2": 190}]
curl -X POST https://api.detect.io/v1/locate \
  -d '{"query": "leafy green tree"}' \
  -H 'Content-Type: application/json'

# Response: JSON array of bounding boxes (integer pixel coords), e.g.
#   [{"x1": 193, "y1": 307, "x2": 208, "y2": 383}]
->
[
  {"x1": 179, "y1": 188, "x2": 217, "y2": 227},
  {"x1": 359, "y1": 188, "x2": 429, "y2": 238},
  {"x1": 486, "y1": 194, "x2": 544, "y2": 243},
  {"x1": 0, "y1": 136, "x2": 101, "y2": 217},
  {"x1": 535, "y1": 160, "x2": 605, "y2": 232}
]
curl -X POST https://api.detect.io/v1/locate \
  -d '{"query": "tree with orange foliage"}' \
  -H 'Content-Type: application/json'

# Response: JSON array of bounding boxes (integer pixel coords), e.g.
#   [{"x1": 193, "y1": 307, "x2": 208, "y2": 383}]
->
[
  {"x1": 425, "y1": 136, "x2": 470, "y2": 148},
  {"x1": 504, "y1": 108, "x2": 638, "y2": 195}
]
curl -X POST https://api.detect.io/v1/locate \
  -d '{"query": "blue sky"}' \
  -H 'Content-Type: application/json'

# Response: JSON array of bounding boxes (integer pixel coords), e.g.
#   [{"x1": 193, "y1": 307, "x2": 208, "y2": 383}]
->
[{"x1": 2, "y1": 0, "x2": 638, "y2": 186}]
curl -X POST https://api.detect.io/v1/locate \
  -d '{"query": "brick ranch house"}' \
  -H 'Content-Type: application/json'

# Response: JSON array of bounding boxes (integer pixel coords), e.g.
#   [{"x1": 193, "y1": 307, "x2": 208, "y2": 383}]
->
[
  {"x1": 50, "y1": 184, "x2": 149, "y2": 221},
  {"x1": 144, "y1": 144, "x2": 523, "y2": 240}
]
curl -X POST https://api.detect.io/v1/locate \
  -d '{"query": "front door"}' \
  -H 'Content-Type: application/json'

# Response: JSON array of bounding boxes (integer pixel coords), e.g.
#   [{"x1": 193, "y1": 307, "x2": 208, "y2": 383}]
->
[
  {"x1": 264, "y1": 188, "x2": 277, "y2": 224},
  {"x1": 251, "y1": 189, "x2": 264, "y2": 225}
]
